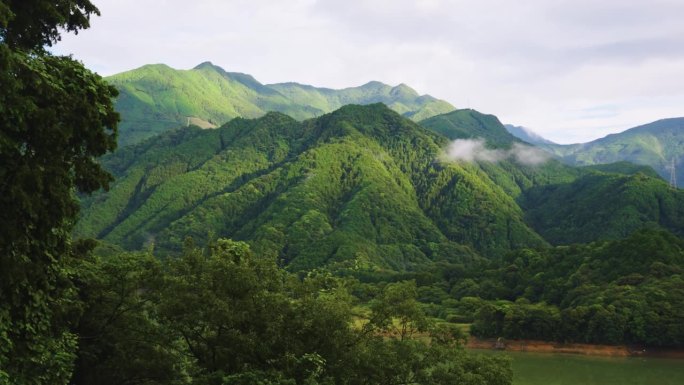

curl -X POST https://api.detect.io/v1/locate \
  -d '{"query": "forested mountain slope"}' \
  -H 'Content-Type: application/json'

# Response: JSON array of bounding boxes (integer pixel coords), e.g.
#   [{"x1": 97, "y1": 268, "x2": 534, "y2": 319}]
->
[
  {"x1": 77, "y1": 105, "x2": 684, "y2": 270},
  {"x1": 421, "y1": 109, "x2": 521, "y2": 147},
  {"x1": 522, "y1": 171, "x2": 684, "y2": 244},
  {"x1": 107, "y1": 62, "x2": 455, "y2": 146}
]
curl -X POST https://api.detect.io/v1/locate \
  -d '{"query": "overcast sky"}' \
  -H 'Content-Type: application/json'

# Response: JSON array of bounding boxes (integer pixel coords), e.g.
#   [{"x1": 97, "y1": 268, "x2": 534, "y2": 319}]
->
[{"x1": 52, "y1": 0, "x2": 684, "y2": 144}]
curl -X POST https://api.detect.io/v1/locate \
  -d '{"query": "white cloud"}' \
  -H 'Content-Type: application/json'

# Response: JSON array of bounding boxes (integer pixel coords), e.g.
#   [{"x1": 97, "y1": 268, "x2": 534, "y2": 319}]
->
[
  {"x1": 510, "y1": 143, "x2": 551, "y2": 166},
  {"x1": 52, "y1": 0, "x2": 684, "y2": 144},
  {"x1": 443, "y1": 139, "x2": 550, "y2": 166},
  {"x1": 444, "y1": 138, "x2": 505, "y2": 163}
]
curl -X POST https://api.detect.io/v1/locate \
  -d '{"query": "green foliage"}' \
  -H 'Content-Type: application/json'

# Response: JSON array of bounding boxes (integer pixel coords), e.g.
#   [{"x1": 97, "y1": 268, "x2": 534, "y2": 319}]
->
[
  {"x1": 6, "y1": 1, "x2": 684, "y2": 383},
  {"x1": 269, "y1": 80, "x2": 455, "y2": 122},
  {"x1": 0, "y1": 2, "x2": 118, "y2": 383},
  {"x1": 347, "y1": 280, "x2": 512, "y2": 385},
  {"x1": 160, "y1": 239, "x2": 359, "y2": 383},
  {"x1": 109, "y1": 63, "x2": 455, "y2": 146},
  {"x1": 581, "y1": 161, "x2": 662, "y2": 179},
  {"x1": 522, "y1": 171, "x2": 684, "y2": 244},
  {"x1": 0, "y1": 0, "x2": 99, "y2": 50},
  {"x1": 65, "y1": 239, "x2": 513, "y2": 384},
  {"x1": 465, "y1": 229, "x2": 684, "y2": 346},
  {"x1": 367, "y1": 281, "x2": 430, "y2": 340},
  {"x1": 70, "y1": 250, "x2": 188, "y2": 385},
  {"x1": 415, "y1": 158, "x2": 550, "y2": 253}
]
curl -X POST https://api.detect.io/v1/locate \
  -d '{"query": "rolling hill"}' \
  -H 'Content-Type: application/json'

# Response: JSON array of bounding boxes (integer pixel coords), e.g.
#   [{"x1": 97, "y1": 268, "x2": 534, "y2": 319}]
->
[{"x1": 107, "y1": 62, "x2": 455, "y2": 146}]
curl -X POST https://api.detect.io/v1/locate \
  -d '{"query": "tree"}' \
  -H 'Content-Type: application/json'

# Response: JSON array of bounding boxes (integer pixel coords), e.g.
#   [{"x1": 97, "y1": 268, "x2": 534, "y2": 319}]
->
[
  {"x1": 160, "y1": 239, "x2": 360, "y2": 383},
  {"x1": 367, "y1": 280, "x2": 429, "y2": 340},
  {"x1": 348, "y1": 280, "x2": 512, "y2": 385},
  {"x1": 0, "y1": 1, "x2": 118, "y2": 383},
  {"x1": 1, "y1": 0, "x2": 100, "y2": 50},
  {"x1": 69, "y1": 250, "x2": 188, "y2": 385}
]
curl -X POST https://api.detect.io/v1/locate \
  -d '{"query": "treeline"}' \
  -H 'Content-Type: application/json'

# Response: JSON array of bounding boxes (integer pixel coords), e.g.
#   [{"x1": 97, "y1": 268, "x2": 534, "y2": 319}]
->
[{"x1": 66, "y1": 238, "x2": 512, "y2": 385}]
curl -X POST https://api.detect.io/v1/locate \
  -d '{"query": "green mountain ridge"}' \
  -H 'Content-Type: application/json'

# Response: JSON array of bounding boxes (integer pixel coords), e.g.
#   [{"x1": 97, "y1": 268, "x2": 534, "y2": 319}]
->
[
  {"x1": 522, "y1": 171, "x2": 684, "y2": 244},
  {"x1": 421, "y1": 109, "x2": 522, "y2": 148},
  {"x1": 77, "y1": 105, "x2": 684, "y2": 271},
  {"x1": 107, "y1": 62, "x2": 455, "y2": 146},
  {"x1": 539, "y1": 117, "x2": 684, "y2": 187}
]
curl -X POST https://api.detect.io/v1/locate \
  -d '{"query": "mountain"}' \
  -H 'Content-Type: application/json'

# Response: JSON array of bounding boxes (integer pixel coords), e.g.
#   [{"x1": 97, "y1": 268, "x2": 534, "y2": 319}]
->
[
  {"x1": 522, "y1": 171, "x2": 684, "y2": 244},
  {"x1": 106, "y1": 62, "x2": 455, "y2": 146},
  {"x1": 504, "y1": 124, "x2": 556, "y2": 146},
  {"x1": 76, "y1": 105, "x2": 684, "y2": 271},
  {"x1": 77, "y1": 104, "x2": 551, "y2": 269},
  {"x1": 420, "y1": 109, "x2": 521, "y2": 148},
  {"x1": 581, "y1": 161, "x2": 662, "y2": 178},
  {"x1": 541, "y1": 118, "x2": 684, "y2": 187},
  {"x1": 268, "y1": 81, "x2": 453, "y2": 122}
]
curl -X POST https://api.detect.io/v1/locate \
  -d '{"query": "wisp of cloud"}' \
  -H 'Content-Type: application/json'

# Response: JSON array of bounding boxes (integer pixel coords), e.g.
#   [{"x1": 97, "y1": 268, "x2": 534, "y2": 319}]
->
[{"x1": 443, "y1": 138, "x2": 550, "y2": 166}]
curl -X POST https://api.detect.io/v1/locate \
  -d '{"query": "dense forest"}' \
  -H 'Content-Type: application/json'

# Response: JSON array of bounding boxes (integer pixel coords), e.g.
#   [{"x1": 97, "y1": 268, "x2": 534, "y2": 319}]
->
[
  {"x1": 470, "y1": 230, "x2": 684, "y2": 347},
  {"x1": 68, "y1": 239, "x2": 513, "y2": 385},
  {"x1": 398, "y1": 229, "x2": 684, "y2": 347}
]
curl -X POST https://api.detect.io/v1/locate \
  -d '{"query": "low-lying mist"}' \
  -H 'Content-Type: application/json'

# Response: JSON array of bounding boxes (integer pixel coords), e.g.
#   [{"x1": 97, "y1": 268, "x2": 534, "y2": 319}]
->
[{"x1": 442, "y1": 138, "x2": 550, "y2": 166}]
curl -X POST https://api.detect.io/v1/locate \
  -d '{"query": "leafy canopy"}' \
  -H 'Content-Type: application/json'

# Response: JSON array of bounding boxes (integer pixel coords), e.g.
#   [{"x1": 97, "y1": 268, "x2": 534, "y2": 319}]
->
[
  {"x1": 0, "y1": 0, "x2": 100, "y2": 50},
  {"x1": 0, "y1": 1, "x2": 118, "y2": 384}
]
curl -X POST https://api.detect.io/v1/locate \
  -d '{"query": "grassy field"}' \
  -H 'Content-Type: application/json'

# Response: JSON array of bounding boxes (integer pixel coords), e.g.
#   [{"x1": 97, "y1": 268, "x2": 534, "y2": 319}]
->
[{"x1": 474, "y1": 350, "x2": 684, "y2": 385}]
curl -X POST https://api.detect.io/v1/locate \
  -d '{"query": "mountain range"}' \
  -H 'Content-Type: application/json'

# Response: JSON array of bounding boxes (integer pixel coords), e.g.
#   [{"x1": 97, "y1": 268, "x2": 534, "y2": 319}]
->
[
  {"x1": 77, "y1": 103, "x2": 684, "y2": 271},
  {"x1": 109, "y1": 61, "x2": 684, "y2": 188},
  {"x1": 107, "y1": 62, "x2": 455, "y2": 146},
  {"x1": 505, "y1": 119, "x2": 684, "y2": 187}
]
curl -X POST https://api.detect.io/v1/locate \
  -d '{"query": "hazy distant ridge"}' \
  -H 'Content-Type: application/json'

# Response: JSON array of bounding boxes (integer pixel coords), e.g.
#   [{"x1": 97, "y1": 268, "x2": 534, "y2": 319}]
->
[
  {"x1": 504, "y1": 124, "x2": 556, "y2": 146},
  {"x1": 540, "y1": 118, "x2": 684, "y2": 186}
]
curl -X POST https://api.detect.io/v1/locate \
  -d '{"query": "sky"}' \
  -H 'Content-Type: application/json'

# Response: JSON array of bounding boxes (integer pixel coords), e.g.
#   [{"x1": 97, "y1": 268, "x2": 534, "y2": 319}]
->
[{"x1": 52, "y1": 0, "x2": 684, "y2": 144}]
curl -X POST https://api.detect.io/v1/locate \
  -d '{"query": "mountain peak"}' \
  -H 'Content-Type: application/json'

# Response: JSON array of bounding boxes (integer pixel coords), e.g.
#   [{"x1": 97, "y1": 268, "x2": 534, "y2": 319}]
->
[
  {"x1": 360, "y1": 80, "x2": 390, "y2": 90},
  {"x1": 193, "y1": 61, "x2": 266, "y2": 90},
  {"x1": 390, "y1": 83, "x2": 419, "y2": 98},
  {"x1": 194, "y1": 61, "x2": 223, "y2": 71},
  {"x1": 504, "y1": 124, "x2": 556, "y2": 146},
  {"x1": 420, "y1": 109, "x2": 520, "y2": 148}
]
